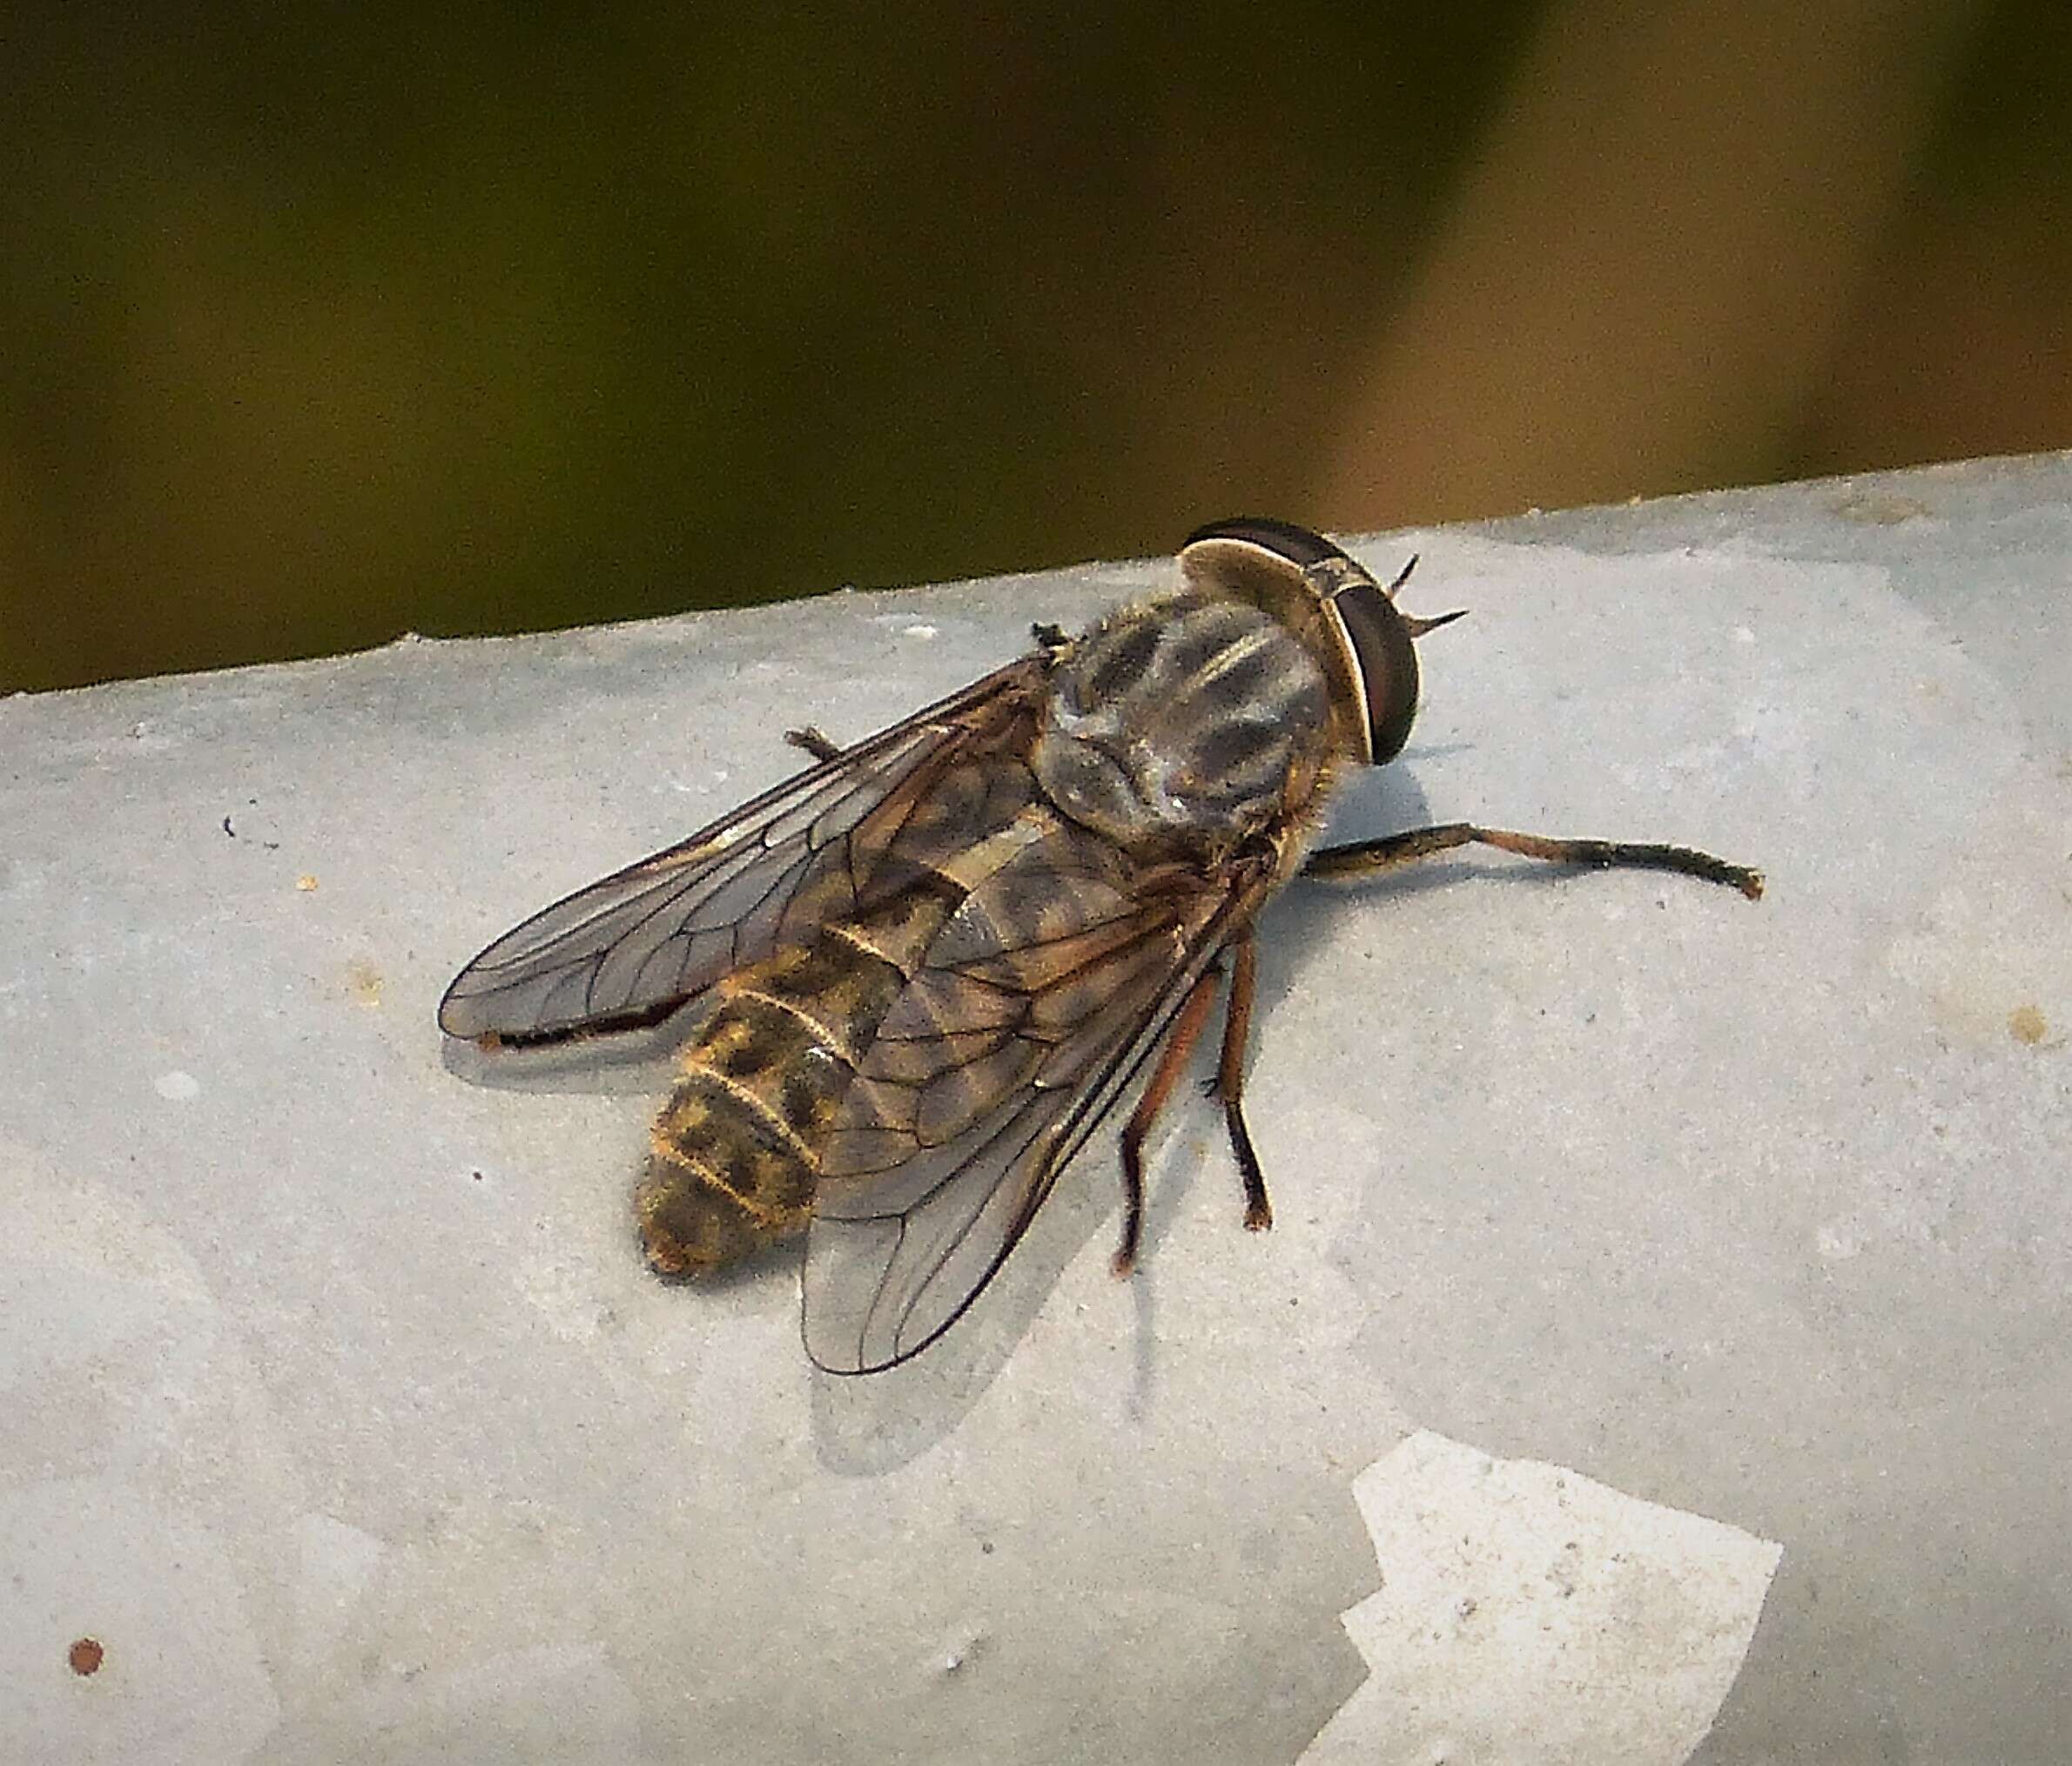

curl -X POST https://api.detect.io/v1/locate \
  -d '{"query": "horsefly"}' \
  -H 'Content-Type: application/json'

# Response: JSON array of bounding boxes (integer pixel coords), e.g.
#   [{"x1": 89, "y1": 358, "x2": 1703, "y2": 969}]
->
[{"x1": 441, "y1": 520, "x2": 1761, "y2": 1372}]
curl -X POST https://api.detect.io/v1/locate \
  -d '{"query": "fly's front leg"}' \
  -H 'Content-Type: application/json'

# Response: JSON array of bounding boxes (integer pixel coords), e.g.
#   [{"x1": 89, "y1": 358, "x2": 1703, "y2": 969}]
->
[
  {"x1": 784, "y1": 725, "x2": 844, "y2": 765},
  {"x1": 1205, "y1": 930, "x2": 1272, "y2": 1232},
  {"x1": 1305, "y1": 823, "x2": 1764, "y2": 900},
  {"x1": 1114, "y1": 965, "x2": 1223, "y2": 1277}
]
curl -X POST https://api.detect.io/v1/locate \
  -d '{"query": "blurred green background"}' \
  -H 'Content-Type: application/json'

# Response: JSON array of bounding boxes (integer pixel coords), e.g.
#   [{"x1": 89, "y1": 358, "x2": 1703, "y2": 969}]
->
[{"x1": 3, "y1": 2, "x2": 2066, "y2": 691}]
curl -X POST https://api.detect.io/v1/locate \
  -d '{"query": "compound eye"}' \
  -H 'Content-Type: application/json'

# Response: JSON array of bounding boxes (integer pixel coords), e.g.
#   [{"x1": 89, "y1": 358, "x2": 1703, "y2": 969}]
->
[
  {"x1": 1180, "y1": 516, "x2": 1346, "y2": 569},
  {"x1": 1331, "y1": 582, "x2": 1421, "y2": 764}
]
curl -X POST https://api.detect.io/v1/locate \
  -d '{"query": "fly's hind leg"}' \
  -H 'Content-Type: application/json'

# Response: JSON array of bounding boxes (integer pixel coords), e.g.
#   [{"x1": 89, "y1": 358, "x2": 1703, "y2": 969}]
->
[
  {"x1": 784, "y1": 725, "x2": 844, "y2": 764},
  {"x1": 1304, "y1": 823, "x2": 1764, "y2": 900},
  {"x1": 1205, "y1": 930, "x2": 1271, "y2": 1232}
]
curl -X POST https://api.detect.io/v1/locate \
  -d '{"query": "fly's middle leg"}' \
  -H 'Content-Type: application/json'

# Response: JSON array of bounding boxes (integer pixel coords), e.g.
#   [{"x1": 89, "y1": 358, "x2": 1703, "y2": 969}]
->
[
  {"x1": 1113, "y1": 965, "x2": 1222, "y2": 1277},
  {"x1": 1204, "y1": 930, "x2": 1270, "y2": 1232}
]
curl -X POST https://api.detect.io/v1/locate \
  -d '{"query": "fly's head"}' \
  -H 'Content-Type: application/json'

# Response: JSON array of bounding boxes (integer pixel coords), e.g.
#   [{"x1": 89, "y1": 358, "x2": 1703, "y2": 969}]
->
[{"x1": 1177, "y1": 518, "x2": 1465, "y2": 767}]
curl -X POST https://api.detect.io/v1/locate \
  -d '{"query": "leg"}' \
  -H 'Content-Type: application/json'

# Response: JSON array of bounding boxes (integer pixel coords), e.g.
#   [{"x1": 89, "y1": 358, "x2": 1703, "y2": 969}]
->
[
  {"x1": 1206, "y1": 930, "x2": 1272, "y2": 1231},
  {"x1": 784, "y1": 725, "x2": 843, "y2": 764},
  {"x1": 1114, "y1": 965, "x2": 1223, "y2": 1277},
  {"x1": 1304, "y1": 823, "x2": 1763, "y2": 900}
]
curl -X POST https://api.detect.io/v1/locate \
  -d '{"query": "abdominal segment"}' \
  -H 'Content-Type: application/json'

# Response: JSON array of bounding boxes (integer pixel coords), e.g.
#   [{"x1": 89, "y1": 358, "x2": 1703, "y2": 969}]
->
[{"x1": 636, "y1": 879, "x2": 960, "y2": 1276}]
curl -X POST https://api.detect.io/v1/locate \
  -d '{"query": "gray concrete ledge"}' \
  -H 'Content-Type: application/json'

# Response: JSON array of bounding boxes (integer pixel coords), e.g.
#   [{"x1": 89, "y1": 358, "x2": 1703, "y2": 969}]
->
[{"x1": 3, "y1": 452, "x2": 2069, "y2": 1763}]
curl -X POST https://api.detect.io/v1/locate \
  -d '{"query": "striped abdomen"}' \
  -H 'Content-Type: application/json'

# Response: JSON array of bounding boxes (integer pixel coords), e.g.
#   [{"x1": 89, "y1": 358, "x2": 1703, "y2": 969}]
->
[
  {"x1": 634, "y1": 785, "x2": 1055, "y2": 1276},
  {"x1": 635, "y1": 866, "x2": 961, "y2": 1275}
]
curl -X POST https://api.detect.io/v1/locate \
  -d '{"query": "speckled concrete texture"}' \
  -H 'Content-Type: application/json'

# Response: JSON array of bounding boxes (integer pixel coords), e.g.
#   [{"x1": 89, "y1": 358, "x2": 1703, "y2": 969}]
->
[{"x1": 3, "y1": 452, "x2": 2067, "y2": 1764}]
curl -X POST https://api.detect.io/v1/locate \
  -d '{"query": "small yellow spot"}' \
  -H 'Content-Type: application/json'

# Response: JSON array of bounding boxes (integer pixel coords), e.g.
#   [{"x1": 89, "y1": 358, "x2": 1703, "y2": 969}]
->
[
  {"x1": 345, "y1": 961, "x2": 383, "y2": 1008},
  {"x1": 708, "y1": 1018, "x2": 753, "y2": 1057},
  {"x1": 657, "y1": 1093, "x2": 711, "y2": 1133},
  {"x1": 296, "y1": 874, "x2": 320, "y2": 892},
  {"x1": 2008, "y1": 1004, "x2": 2048, "y2": 1046}
]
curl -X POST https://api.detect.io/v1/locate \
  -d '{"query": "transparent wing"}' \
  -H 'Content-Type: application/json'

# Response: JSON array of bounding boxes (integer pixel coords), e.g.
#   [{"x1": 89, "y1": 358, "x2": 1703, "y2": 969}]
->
[
  {"x1": 802, "y1": 824, "x2": 1266, "y2": 1373},
  {"x1": 439, "y1": 657, "x2": 1046, "y2": 1046}
]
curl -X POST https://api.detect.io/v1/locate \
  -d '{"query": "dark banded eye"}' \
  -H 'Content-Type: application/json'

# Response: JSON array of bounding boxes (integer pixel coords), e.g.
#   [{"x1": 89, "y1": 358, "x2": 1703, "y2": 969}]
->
[
  {"x1": 1180, "y1": 516, "x2": 1347, "y2": 569},
  {"x1": 1330, "y1": 582, "x2": 1422, "y2": 765},
  {"x1": 1179, "y1": 518, "x2": 1462, "y2": 767}
]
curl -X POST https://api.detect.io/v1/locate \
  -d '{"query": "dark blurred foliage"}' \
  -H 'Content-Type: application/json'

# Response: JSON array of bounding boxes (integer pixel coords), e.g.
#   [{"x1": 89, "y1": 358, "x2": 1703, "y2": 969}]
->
[{"x1": 2, "y1": 3, "x2": 2065, "y2": 691}]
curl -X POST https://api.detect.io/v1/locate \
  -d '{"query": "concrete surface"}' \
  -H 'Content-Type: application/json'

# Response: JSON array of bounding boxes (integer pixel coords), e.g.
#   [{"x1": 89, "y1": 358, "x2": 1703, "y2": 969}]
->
[{"x1": 2, "y1": 452, "x2": 2068, "y2": 1763}]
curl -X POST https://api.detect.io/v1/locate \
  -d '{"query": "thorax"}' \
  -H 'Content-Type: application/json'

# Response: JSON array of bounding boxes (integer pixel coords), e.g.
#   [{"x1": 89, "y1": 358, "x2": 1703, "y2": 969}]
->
[{"x1": 1031, "y1": 590, "x2": 1337, "y2": 854}]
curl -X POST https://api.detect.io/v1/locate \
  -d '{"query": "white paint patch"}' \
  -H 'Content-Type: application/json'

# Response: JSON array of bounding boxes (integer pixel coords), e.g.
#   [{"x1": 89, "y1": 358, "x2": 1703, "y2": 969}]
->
[
  {"x1": 903, "y1": 623, "x2": 939, "y2": 639},
  {"x1": 154, "y1": 1069, "x2": 201, "y2": 1102},
  {"x1": 1816, "y1": 1219, "x2": 1862, "y2": 1261},
  {"x1": 1301, "y1": 1431, "x2": 1782, "y2": 1766}
]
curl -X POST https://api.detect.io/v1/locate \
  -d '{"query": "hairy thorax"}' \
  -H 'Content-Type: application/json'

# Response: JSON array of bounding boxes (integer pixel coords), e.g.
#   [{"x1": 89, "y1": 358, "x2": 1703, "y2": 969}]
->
[{"x1": 1031, "y1": 590, "x2": 1337, "y2": 855}]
